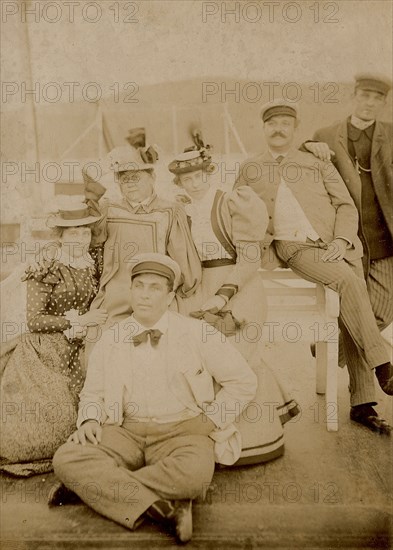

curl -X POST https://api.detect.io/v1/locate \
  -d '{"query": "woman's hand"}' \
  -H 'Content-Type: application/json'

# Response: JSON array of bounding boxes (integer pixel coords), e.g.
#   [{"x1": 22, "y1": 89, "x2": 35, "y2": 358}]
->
[
  {"x1": 200, "y1": 295, "x2": 227, "y2": 312},
  {"x1": 78, "y1": 309, "x2": 108, "y2": 326},
  {"x1": 63, "y1": 325, "x2": 87, "y2": 341}
]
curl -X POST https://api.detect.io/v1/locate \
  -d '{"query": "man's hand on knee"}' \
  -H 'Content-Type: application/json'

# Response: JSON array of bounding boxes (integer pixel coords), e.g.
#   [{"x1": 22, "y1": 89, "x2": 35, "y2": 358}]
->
[
  {"x1": 322, "y1": 238, "x2": 348, "y2": 262},
  {"x1": 68, "y1": 420, "x2": 102, "y2": 446}
]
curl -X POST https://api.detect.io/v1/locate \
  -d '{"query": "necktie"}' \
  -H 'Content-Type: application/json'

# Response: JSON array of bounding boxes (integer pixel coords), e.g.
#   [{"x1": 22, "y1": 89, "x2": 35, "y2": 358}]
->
[
  {"x1": 276, "y1": 155, "x2": 284, "y2": 163},
  {"x1": 132, "y1": 329, "x2": 163, "y2": 347}
]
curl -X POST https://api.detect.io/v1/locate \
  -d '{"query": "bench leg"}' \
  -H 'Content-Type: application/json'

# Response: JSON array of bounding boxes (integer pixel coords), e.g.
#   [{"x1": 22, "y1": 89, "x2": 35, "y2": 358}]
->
[
  {"x1": 315, "y1": 340, "x2": 338, "y2": 432},
  {"x1": 315, "y1": 341, "x2": 327, "y2": 395},
  {"x1": 325, "y1": 338, "x2": 338, "y2": 432}
]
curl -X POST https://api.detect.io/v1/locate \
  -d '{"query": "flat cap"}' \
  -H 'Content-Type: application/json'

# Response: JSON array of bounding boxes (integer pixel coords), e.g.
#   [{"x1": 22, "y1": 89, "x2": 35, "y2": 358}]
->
[
  {"x1": 129, "y1": 253, "x2": 181, "y2": 289},
  {"x1": 260, "y1": 99, "x2": 298, "y2": 122},
  {"x1": 354, "y1": 73, "x2": 392, "y2": 95}
]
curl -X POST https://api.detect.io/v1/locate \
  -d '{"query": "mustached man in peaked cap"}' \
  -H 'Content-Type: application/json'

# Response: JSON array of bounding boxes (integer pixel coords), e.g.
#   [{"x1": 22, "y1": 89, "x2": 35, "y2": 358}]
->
[{"x1": 235, "y1": 96, "x2": 393, "y2": 435}]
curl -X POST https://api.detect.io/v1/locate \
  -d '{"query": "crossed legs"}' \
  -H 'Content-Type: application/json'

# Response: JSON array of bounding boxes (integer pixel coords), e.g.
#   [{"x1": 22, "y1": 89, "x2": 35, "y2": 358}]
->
[
  {"x1": 53, "y1": 416, "x2": 215, "y2": 530},
  {"x1": 275, "y1": 241, "x2": 390, "y2": 407}
]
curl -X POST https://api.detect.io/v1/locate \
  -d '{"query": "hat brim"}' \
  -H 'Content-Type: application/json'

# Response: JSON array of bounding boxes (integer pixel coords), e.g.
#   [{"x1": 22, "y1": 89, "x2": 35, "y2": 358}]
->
[
  {"x1": 132, "y1": 267, "x2": 174, "y2": 281},
  {"x1": 262, "y1": 107, "x2": 297, "y2": 122},
  {"x1": 131, "y1": 260, "x2": 180, "y2": 289},
  {"x1": 355, "y1": 83, "x2": 389, "y2": 95},
  {"x1": 47, "y1": 215, "x2": 101, "y2": 228},
  {"x1": 168, "y1": 158, "x2": 212, "y2": 175},
  {"x1": 116, "y1": 163, "x2": 154, "y2": 172}
]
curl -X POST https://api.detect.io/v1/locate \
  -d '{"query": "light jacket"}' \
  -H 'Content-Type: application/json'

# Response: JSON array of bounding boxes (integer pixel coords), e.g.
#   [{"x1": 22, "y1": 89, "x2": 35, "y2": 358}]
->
[{"x1": 77, "y1": 311, "x2": 257, "y2": 465}]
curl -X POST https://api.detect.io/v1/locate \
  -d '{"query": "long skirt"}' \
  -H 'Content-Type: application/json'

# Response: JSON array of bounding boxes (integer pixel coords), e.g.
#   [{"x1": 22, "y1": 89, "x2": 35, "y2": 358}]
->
[
  {"x1": 183, "y1": 265, "x2": 299, "y2": 466},
  {"x1": 0, "y1": 333, "x2": 84, "y2": 465}
]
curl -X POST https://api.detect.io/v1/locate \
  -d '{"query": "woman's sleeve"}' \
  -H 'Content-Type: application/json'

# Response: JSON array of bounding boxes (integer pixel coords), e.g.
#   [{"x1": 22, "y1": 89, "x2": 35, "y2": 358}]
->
[
  {"x1": 26, "y1": 265, "x2": 71, "y2": 333},
  {"x1": 227, "y1": 186, "x2": 269, "y2": 244},
  {"x1": 166, "y1": 205, "x2": 202, "y2": 297}
]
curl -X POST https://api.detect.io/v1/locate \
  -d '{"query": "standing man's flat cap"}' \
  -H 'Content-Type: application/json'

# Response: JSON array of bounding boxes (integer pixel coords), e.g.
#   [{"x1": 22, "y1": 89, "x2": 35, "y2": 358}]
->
[
  {"x1": 354, "y1": 73, "x2": 392, "y2": 95},
  {"x1": 129, "y1": 253, "x2": 181, "y2": 289},
  {"x1": 260, "y1": 99, "x2": 299, "y2": 122}
]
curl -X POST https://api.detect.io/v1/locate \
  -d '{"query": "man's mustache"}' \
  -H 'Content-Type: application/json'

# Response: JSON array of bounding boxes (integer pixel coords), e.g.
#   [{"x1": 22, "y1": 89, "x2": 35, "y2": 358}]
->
[{"x1": 271, "y1": 132, "x2": 287, "y2": 138}]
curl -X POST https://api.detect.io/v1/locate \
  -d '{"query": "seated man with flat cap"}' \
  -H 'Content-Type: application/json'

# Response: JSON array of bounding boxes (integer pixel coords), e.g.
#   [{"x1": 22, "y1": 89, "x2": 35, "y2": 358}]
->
[
  {"x1": 303, "y1": 73, "x2": 393, "y2": 433},
  {"x1": 49, "y1": 253, "x2": 257, "y2": 544},
  {"x1": 235, "y1": 98, "x2": 392, "y2": 435}
]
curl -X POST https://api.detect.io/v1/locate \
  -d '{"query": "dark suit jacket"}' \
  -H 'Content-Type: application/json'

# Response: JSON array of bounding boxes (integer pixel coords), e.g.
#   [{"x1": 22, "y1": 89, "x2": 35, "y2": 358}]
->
[
  {"x1": 234, "y1": 148, "x2": 363, "y2": 268},
  {"x1": 312, "y1": 120, "x2": 393, "y2": 262}
]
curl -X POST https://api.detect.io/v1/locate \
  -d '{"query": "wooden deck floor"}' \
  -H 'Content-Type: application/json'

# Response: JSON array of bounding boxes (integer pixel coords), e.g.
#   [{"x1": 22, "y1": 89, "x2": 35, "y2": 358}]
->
[{"x1": 1, "y1": 340, "x2": 392, "y2": 549}]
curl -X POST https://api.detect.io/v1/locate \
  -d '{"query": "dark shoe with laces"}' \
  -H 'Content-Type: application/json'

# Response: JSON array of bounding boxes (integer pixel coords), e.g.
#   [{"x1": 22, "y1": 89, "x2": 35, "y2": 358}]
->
[
  {"x1": 146, "y1": 499, "x2": 193, "y2": 543},
  {"x1": 375, "y1": 363, "x2": 393, "y2": 395},
  {"x1": 350, "y1": 404, "x2": 392, "y2": 435},
  {"x1": 47, "y1": 480, "x2": 81, "y2": 507}
]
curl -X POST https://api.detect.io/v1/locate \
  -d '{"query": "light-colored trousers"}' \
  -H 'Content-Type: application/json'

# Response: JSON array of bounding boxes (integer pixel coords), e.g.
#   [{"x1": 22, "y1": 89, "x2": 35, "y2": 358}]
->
[
  {"x1": 53, "y1": 415, "x2": 215, "y2": 529},
  {"x1": 275, "y1": 241, "x2": 390, "y2": 406}
]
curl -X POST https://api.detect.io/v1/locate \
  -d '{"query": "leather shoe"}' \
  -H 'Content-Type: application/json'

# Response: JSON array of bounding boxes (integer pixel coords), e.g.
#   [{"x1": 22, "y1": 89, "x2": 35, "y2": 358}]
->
[
  {"x1": 47, "y1": 480, "x2": 81, "y2": 507},
  {"x1": 350, "y1": 404, "x2": 392, "y2": 435},
  {"x1": 146, "y1": 499, "x2": 193, "y2": 543},
  {"x1": 375, "y1": 363, "x2": 393, "y2": 395}
]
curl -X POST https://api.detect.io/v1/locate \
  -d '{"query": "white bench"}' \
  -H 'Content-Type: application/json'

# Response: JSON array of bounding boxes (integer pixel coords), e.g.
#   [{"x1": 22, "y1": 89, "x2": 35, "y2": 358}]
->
[{"x1": 258, "y1": 268, "x2": 340, "y2": 432}]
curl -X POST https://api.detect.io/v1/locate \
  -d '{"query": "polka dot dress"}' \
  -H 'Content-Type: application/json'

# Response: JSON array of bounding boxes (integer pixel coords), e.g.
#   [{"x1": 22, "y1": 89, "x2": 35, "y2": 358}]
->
[
  {"x1": 25, "y1": 261, "x2": 98, "y2": 393},
  {"x1": 0, "y1": 260, "x2": 99, "y2": 463}
]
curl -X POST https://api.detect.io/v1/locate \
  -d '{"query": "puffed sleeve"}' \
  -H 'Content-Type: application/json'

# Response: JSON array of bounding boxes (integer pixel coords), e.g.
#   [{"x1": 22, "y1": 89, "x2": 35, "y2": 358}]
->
[
  {"x1": 83, "y1": 167, "x2": 109, "y2": 248},
  {"x1": 216, "y1": 187, "x2": 268, "y2": 295},
  {"x1": 233, "y1": 159, "x2": 252, "y2": 189},
  {"x1": 227, "y1": 186, "x2": 268, "y2": 243},
  {"x1": 166, "y1": 204, "x2": 202, "y2": 297},
  {"x1": 24, "y1": 262, "x2": 71, "y2": 333}
]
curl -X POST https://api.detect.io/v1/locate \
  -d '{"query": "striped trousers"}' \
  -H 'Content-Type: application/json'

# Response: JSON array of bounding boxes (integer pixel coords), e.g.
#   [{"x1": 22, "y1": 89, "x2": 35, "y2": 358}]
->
[
  {"x1": 343, "y1": 256, "x2": 393, "y2": 405},
  {"x1": 275, "y1": 241, "x2": 391, "y2": 406}
]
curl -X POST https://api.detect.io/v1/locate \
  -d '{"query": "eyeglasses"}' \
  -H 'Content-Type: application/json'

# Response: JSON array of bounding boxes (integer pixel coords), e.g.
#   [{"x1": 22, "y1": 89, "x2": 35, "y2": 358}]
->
[{"x1": 119, "y1": 173, "x2": 142, "y2": 184}]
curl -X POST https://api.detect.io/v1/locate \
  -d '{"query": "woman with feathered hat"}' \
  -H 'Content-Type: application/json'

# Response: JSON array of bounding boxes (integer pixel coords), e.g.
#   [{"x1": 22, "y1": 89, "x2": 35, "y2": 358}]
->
[
  {"x1": 168, "y1": 133, "x2": 299, "y2": 465},
  {"x1": 82, "y1": 129, "x2": 202, "y2": 333}
]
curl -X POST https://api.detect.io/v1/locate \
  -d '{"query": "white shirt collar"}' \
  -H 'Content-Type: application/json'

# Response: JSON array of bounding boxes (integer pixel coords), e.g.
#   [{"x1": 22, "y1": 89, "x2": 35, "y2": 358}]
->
[
  {"x1": 130, "y1": 311, "x2": 169, "y2": 336},
  {"x1": 350, "y1": 115, "x2": 375, "y2": 130},
  {"x1": 127, "y1": 192, "x2": 156, "y2": 209}
]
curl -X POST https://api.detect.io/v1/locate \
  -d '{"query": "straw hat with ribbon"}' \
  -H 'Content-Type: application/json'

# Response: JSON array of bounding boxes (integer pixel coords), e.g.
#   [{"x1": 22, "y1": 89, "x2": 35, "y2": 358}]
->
[
  {"x1": 168, "y1": 129, "x2": 213, "y2": 175},
  {"x1": 47, "y1": 203, "x2": 101, "y2": 228}
]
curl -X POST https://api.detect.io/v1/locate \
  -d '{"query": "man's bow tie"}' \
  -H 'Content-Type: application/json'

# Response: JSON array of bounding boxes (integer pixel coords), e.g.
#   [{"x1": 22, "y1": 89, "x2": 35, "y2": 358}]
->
[{"x1": 132, "y1": 329, "x2": 163, "y2": 347}]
